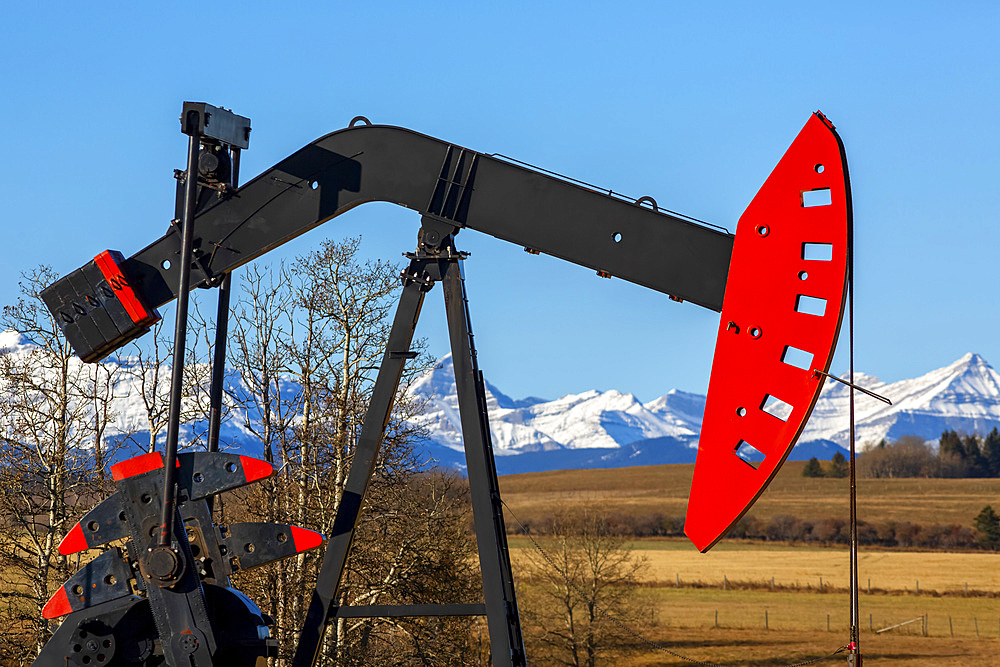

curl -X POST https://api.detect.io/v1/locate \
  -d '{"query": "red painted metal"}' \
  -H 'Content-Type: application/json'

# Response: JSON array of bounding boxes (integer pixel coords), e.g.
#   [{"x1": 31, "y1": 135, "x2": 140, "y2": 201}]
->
[
  {"x1": 110, "y1": 451, "x2": 166, "y2": 481},
  {"x1": 685, "y1": 112, "x2": 851, "y2": 552},
  {"x1": 42, "y1": 586, "x2": 72, "y2": 619},
  {"x1": 239, "y1": 455, "x2": 273, "y2": 483},
  {"x1": 94, "y1": 249, "x2": 158, "y2": 326},
  {"x1": 58, "y1": 522, "x2": 88, "y2": 556},
  {"x1": 290, "y1": 525, "x2": 324, "y2": 552}
]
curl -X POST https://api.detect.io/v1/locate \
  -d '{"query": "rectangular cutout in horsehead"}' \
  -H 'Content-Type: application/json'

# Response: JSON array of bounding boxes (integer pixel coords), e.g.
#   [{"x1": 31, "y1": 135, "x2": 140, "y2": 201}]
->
[
  {"x1": 760, "y1": 394, "x2": 792, "y2": 422},
  {"x1": 801, "y1": 188, "x2": 832, "y2": 207},
  {"x1": 802, "y1": 242, "x2": 833, "y2": 261},
  {"x1": 780, "y1": 345, "x2": 814, "y2": 371},
  {"x1": 795, "y1": 294, "x2": 827, "y2": 316},
  {"x1": 734, "y1": 440, "x2": 765, "y2": 469}
]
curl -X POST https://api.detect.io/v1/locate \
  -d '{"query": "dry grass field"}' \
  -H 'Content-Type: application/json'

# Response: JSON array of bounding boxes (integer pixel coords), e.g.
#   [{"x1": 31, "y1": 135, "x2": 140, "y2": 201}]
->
[
  {"x1": 628, "y1": 587, "x2": 1000, "y2": 665},
  {"x1": 510, "y1": 537, "x2": 1000, "y2": 594},
  {"x1": 498, "y1": 460, "x2": 1000, "y2": 527},
  {"x1": 502, "y1": 462, "x2": 1000, "y2": 665}
]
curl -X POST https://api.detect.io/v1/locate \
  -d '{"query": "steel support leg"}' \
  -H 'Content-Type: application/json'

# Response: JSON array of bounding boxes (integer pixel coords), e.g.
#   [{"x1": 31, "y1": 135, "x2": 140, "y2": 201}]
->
[
  {"x1": 440, "y1": 249, "x2": 526, "y2": 667},
  {"x1": 292, "y1": 259, "x2": 430, "y2": 667},
  {"x1": 293, "y1": 231, "x2": 525, "y2": 667}
]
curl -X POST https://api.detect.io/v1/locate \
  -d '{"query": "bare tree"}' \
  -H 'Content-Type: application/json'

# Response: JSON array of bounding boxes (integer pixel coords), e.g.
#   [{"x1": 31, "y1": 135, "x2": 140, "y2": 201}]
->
[
  {"x1": 0, "y1": 267, "x2": 123, "y2": 656},
  {"x1": 119, "y1": 313, "x2": 212, "y2": 454},
  {"x1": 220, "y1": 237, "x2": 476, "y2": 665},
  {"x1": 518, "y1": 510, "x2": 645, "y2": 667}
]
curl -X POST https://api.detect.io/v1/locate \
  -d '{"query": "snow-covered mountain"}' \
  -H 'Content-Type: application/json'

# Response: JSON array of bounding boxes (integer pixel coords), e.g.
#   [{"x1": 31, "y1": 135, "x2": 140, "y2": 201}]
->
[
  {"x1": 408, "y1": 355, "x2": 701, "y2": 456},
  {"x1": 801, "y1": 352, "x2": 1000, "y2": 447},
  {"x1": 411, "y1": 352, "x2": 1000, "y2": 473},
  {"x1": 6, "y1": 326, "x2": 1000, "y2": 474}
]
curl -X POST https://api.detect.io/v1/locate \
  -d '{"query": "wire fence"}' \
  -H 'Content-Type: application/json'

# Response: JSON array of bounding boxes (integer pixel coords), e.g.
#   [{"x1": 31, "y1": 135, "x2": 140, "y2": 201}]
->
[
  {"x1": 646, "y1": 598, "x2": 1000, "y2": 640},
  {"x1": 650, "y1": 572, "x2": 1000, "y2": 598}
]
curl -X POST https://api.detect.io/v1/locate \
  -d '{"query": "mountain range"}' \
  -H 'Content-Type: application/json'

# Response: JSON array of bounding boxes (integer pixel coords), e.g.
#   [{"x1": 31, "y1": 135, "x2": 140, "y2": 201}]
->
[
  {"x1": 410, "y1": 352, "x2": 1000, "y2": 474},
  {"x1": 5, "y1": 328, "x2": 1000, "y2": 475}
]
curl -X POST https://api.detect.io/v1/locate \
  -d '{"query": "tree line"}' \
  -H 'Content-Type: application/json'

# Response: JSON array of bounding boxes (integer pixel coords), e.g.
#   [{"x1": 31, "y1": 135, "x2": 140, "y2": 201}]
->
[
  {"x1": 802, "y1": 431, "x2": 1000, "y2": 480},
  {"x1": 510, "y1": 507, "x2": 1000, "y2": 552}
]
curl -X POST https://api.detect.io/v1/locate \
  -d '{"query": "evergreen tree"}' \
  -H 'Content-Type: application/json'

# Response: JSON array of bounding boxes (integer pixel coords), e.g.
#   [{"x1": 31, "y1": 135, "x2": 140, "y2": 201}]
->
[
  {"x1": 963, "y1": 434, "x2": 988, "y2": 477},
  {"x1": 982, "y1": 428, "x2": 1000, "y2": 477},
  {"x1": 937, "y1": 429, "x2": 969, "y2": 477},
  {"x1": 829, "y1": 451, "x2": 849, "y2": 478},
  {"x1": 974, "y1": 505, "x2": 1000, "y2": 550},
  {"x1": 939, "y1": 429, "x2": 964, "y2": 459},
  {"x1": 802, "y1": 457, "x2": 824, "y2": 477}
]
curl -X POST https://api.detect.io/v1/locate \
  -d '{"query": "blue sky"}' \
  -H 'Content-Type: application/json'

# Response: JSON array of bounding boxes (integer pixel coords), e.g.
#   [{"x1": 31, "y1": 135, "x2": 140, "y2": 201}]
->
[{"x1": 1, "y1": 2, "x2": 998, "y2": 401}]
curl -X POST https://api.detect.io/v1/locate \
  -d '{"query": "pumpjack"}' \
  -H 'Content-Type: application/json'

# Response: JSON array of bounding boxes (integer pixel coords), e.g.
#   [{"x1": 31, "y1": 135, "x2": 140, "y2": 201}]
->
[{"x1": 34, "y1": 102, "x2": 852, "y2": 666}]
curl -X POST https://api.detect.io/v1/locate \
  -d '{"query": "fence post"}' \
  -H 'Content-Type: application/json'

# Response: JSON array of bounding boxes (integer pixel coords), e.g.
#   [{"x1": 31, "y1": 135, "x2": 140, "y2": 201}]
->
[
  {"x1": 915, "y1": 580, "x2": 919, "y2": 594},
  {"x1": 827, "y1": 614, "x2": 830, "y2": 632},
  {"x1": 676, "y1": 572, "x2": 680, "y2": 587},
  {"x1": 715, "y1": 610, "x2": 719, "y2": 629},
  {"x1": 923, "y1": 614, "x2": 928, "y2": 637},
  {"x1": 869, "y1": 614, "x2": 873, "y2": 632},
  {"x1": 723, "y1": 575, "x2": 727, "y2": 590},
  {"x1": 975, "y1": 617, "x2": 979, "y2": 638},
  {"x1": 867, "y1": 577, "x2": 871, "y2": 594},
  {"x1": 765, "y1": 609, "x2": 769, "y2": 630},
  {"x1": 949, "y1": 616, "x2": 954, "y2": 638},
  {"x1": 819, "y1": 576, "x2": 823, "y2": 590}
]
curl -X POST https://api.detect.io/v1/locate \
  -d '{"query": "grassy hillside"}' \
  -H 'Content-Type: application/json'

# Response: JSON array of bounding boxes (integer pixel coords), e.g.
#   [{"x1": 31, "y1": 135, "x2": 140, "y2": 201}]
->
[{"x1": 498, "y1": 460, "x2": 1000, "y2": 528}]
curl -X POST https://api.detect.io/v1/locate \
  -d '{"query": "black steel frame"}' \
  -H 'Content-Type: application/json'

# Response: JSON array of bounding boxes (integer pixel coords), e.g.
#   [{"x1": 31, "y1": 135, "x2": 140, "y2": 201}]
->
[
  {"x1": 41, "y1": 108, "x2": 740, "y2": 667},
  {"x1": 293, "y1": 218, "x2": 526, "y2": 667}
]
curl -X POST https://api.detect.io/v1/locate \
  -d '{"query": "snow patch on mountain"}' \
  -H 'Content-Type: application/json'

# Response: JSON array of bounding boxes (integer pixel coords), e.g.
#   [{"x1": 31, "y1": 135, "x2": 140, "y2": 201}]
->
[
  {"x1": 408, "y1": 355, "x2": 699, "y2": 455},
  {"x1": 801, "y1": 353, "x2": 1000, "y2": 448}
]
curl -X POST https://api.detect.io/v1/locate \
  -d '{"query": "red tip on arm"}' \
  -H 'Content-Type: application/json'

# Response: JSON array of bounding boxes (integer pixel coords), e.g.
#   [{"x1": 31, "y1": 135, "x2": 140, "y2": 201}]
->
[
  {"x1": 59, "y1": 523, "x2": 88, "y2": 556},
  {"x1": 239, "y1": 456, "x2": 273, "y2": 483},
  {"x1": 290, "y1": 526, "x2": 324, "y2": 552},
  {"x1": 42, "y1": 587, "x2": 73, "y2": 619}
]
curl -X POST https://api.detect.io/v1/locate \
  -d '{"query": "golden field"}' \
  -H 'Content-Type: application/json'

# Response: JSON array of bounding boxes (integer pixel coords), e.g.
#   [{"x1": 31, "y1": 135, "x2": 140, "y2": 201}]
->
[
  {"x1": 510, "y1": 537, "x2": 1000, "y2": 595},
  {"x1": 498, "y1": 460, "x2": 1000, "y2": 527},
  {"x1": 502, "y1": 462, "x2": 1000, "y2": 665}
]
